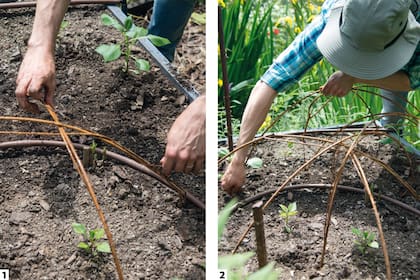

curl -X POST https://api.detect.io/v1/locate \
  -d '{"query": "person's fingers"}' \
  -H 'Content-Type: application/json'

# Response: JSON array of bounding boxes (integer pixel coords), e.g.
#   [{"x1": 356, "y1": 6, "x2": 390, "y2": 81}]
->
[
  {"x1": 161, "y1": 156, "x2": 175, "y2": 176},
  {"x1": 193, "y1": 157, "x2": 204, "y2": 174},
  {"x1": 16, "y1": 78, "x2": 40, "y2": 114},
  {"x1": 184, "y1": 160, "x2": 195, "y2": 173},
  {"x1": 173, "y1": 150, "x2": 188, "y2": 173},
  {"x1": 44, "y1": 83, "x2": 55, "y2": 107},
  {"x1": 28, "y1": 79, "x2": 46, "y2": 101}
]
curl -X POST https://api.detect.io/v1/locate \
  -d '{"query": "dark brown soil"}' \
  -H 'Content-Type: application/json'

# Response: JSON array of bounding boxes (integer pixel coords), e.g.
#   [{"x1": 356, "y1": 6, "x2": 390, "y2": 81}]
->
[
  {"x1": 219, "y1": 134, "x2": 419, "y2": 279},
  {"x1": 0, "y1": 4, "x2": 205, "y2": 280}
]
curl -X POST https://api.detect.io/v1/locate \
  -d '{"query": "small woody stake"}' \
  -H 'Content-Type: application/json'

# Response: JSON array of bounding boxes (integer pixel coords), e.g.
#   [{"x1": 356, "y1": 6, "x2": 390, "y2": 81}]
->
[{"x1": 252, "y1": 200, "x2": 268, "y2": 268}]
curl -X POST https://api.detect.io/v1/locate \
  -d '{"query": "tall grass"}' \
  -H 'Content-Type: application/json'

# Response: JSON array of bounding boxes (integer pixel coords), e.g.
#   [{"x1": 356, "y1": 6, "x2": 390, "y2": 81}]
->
[{"x1": 218, "y1": 0, "x2": 274, "y2": 117}]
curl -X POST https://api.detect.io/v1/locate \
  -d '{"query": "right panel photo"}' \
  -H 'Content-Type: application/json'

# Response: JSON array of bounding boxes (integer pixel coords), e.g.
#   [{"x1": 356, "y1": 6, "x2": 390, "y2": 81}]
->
[{"x1": 217, "y1": 0, "x2": 420, "y2": 279}]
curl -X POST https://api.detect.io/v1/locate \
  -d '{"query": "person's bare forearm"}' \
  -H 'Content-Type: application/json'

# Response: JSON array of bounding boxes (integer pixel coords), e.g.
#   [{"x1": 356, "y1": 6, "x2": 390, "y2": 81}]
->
[
  {"x1": 354, "y1": 71, "x2": 411, "y2": 92},
  {"x1": 28, "y1": 0, "x2": 70, "y2": 52},
  {"x1": 231, "y1": 80, "x2": 277, "y2": 164}
]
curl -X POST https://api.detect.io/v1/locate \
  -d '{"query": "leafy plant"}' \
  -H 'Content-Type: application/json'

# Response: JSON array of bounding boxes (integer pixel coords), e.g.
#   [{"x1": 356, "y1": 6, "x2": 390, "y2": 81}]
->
[
  {"x1": 351, "y1": 227, "x2": 379, "y2": 255},
  {"x1": 246, "y1": 157, "x2": 263, "y2": 169},
  {"x1": 218, "y1": 199, "x2": 279, "y2": 279},
  {"x1": 279, "y1": 202, "x2": 297, "y2": 233},
  {"x1": 72, "y1": 223, "x2": 111, "y2": 256},
  {"x1": 96, "y1": 14, "x2": 170, "y2": 74}
]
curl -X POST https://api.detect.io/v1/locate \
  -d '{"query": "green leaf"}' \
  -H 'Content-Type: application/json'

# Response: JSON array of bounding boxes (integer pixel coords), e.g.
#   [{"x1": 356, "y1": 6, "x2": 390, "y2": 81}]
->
[
  {"x1": 218, "y1": 199, "x2": 237, "y2": 241},
  {"x1": 101, "y1": 14, "x2": 124, "y2": 32},
  {"x1": 218, "y1": 147, "x2": 229, "y2": 159},
  {"x1": 246, "y1": 157, "x2": 263, "y2": 168},
  {"x1": 72, "y1": 223, "x2": 86, "y2": 235},
  {"x1": 126, "y1": 26, "x2": 148, "y2": 39},
  {"x1": 279, "y1": 204, "x2": 288, "y2": 213},
  {"x1": 60, "y1": 20, "x2": 68, "y2": 30},
  {"x1": 247, "y1": 262, "x2": 279, "y2": 280},
  {"x1": 351, "y1": 227, "x2": 361, "y2": 236},
  {"x1": 89, "y1": 230, "x2": 95, "y2": 240},
  {"x1": 218, "y1": 252, "x2": 254, "y2": 270},
  {"x1": 146, "y1": 34, "x2": 171, "y2": 47},
  {"x1": 288, "y1": 202, "x2": 297, "y2": 212},
  {"x1": 124, "y1": 16, "x2": 133, "y2": 31},
  {"x1": 95, "y1": 44, "x2": 121, "y2": 62},
  {"x1": 379, "y1": 137, "x2": 393, "y2": 145},
  {"x1": 96, "y1": 241, "x2": 111, "y2": 253},
  {"x1": 288, "y1": 211, "x2": 298, "y2": 217},
  {"x1": 230, "y1": 79, "x2": 253, "y2": 94},
  {"x1": 135, "y1": 58, "x2": 150, "y2": 72},
  {"x1": 93, "y1": 228, "x2": 105, "y2": 240},
  {"x1": 77, "y1": 242, "x2": 90, "y2": 250},
  {"x1": 190, "y1": 12, "x2": 206, "y2": 25},
  {"x1": 368, "y1": 241, "x2": 379, "y2": 249}
]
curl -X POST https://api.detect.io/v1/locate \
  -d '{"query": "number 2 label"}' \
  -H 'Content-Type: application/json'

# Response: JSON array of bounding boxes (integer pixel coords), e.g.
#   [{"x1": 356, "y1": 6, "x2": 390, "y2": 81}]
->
[{"x1": 219, "y1": 269, "x2": 228, "y2": 279}]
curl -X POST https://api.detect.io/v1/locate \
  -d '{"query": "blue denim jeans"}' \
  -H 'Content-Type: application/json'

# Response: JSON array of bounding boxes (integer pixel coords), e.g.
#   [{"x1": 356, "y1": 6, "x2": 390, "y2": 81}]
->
[
  {"x1": 380, "y1": 89, "x2": 408, "y2": 127},
  {"x1": 148, "y1": 0, "x2": 196, "y2": 62}
]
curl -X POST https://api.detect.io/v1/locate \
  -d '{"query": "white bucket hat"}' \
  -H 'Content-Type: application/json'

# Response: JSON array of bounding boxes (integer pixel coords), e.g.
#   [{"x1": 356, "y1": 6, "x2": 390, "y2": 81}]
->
[{"x1": 317, "y1": 0, "x2": 420, "y2": 80}]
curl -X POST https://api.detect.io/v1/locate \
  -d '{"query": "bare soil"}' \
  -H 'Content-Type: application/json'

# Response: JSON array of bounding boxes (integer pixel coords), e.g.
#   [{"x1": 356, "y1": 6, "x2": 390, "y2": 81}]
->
[
  {"x1": 219, "y1": 134, "x2": 419, "y2": 279},
  {"x1": 0, "y1": 4, "x2": 205, "y2": 280}
]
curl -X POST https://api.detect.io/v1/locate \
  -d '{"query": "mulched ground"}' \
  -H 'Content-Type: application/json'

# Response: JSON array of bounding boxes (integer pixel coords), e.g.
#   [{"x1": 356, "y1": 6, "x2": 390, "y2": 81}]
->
[
  {"x1": 0, "y1": 4, "x2": 205, "y2": 280},
  {"x1": 219, "y1": 133, "x2": 419, "y2": 279}
]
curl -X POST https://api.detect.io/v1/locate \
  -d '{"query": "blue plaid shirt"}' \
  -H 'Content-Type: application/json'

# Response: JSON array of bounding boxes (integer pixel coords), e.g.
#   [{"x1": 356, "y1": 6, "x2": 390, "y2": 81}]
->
[{"x1": 261, "y1": 0, "x2": 420, "y2": 91}]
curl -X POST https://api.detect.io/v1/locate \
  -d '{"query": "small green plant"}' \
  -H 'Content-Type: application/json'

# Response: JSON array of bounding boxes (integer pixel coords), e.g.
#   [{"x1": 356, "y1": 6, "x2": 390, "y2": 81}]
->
[
  {"x1": 351, "y1": 227, "x2": 379, "y2": 254},
  {"x1": 279, "y1": 202, "x2": 298, "y2": 233},
  {"x1": 95, "y1": 14, "x2": 170, "y2": 74},
  {"x1": 72, "y1": 223, "x2": 111, "y2": 256},
  {"x1": 246, "y1": 157, "x2": 263, "y2": 169}
]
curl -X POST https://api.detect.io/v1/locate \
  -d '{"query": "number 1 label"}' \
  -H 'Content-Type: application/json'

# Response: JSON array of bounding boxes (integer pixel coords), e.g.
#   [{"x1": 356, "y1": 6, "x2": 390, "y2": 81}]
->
[{"x1": 0, "y1": 269, "x2": 9, "y2": 280}]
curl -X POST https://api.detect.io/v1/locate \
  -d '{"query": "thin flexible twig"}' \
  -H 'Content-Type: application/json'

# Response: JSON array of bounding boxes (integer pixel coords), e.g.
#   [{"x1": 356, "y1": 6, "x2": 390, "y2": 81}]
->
[
  {"x1": 0, "y1": 139, "x2": 205, "y2": 209},
  {"x1": 351, "y1": 154, "x2": 391, "y2": 279},
  {"x1": 45, "y1": 105, "x2": 124, "y2": 280},
  {"x1": 0, "y1": 116, "x2": 189, "y2": 202},
  {"x1": 231, "y1": 135, "x2": 355, "y2": 253},
  {"x1": 231, "y1": 184, "x2": 420, "y2": 216}
]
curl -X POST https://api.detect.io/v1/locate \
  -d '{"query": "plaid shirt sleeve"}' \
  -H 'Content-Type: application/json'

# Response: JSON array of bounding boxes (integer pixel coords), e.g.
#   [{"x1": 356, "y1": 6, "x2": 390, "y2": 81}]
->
[{"x1": 261, "y1": 0, "x2": 336, "y2": 92}]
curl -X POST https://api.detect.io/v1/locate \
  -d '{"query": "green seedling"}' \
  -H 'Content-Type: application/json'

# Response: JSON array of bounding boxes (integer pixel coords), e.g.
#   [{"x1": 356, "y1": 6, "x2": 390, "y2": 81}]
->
[
  {"x1": 72, "y1": 223, "x2": 111, "y2": 256},
  {"x1": 246, "y1": 157, "x2": 263, "y2": 169},
  {"x1": 351, "y1": 227, "x2": 379, "y2": 255},
  {"x1": 279, "y1": 202, "x2": 298, "y2": 233},
  {"x1": 96, "y1": 14, "x2": 170, "y2": 74}
]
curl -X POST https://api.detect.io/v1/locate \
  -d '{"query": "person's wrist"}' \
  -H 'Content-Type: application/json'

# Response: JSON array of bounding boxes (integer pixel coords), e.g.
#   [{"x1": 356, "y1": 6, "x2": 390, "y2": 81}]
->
[
  {"x1": 27, "y1": 38, "x2": 54, "y2": 55},
  {"x1": 231, "y1": 155, "x2": 246, "y2": 167}
]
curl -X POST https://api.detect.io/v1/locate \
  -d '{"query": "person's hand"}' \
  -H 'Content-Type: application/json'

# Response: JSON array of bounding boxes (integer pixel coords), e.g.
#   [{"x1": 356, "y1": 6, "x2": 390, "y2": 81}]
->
[
  {"x1": 320, "y1": 71, "x2": 355, "y2": 97},
  {"x1": 160, "y1": 95, "x2": 205, "y2": 175},
  {"x1": 221, "y1": 159, "x2": 246, "y2": 195},
  {"x1": 15, "y1": 46, "x2": 56, "y2": 114}
]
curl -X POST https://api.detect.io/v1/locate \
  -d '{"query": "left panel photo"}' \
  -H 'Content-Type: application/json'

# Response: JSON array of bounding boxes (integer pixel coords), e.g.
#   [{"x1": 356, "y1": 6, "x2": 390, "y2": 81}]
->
[{"x1": 0, "y1": 0, "x2": 205, "y2": 279}]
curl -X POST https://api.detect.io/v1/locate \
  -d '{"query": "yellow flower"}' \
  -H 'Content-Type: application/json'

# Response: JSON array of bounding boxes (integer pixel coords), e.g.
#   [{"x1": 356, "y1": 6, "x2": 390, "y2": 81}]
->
[
  {"x1": 308, "y1": 3, "x2": 315, "y2": 12},
  {"x1": 294, "y1": 26, "x2": 301, "y2": 34},
  {"x1": 218, "y1": 79, "x2": 223, "y2": 87},
  {"x1": 218, "y1": 0, "x2": 226, "y2": 8},
  {"x1": 259, "y1": 115, "x2": 272, "y2": 131},
  {"x1": 283, "y1": 16, "x2": 293, "y2": 27},
  {"x1": 291, "y1": 0, "x2": 298, "y2": 5},
  {"x1": 240, "y1": 0, "x2": 245, "y2": 4}
]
